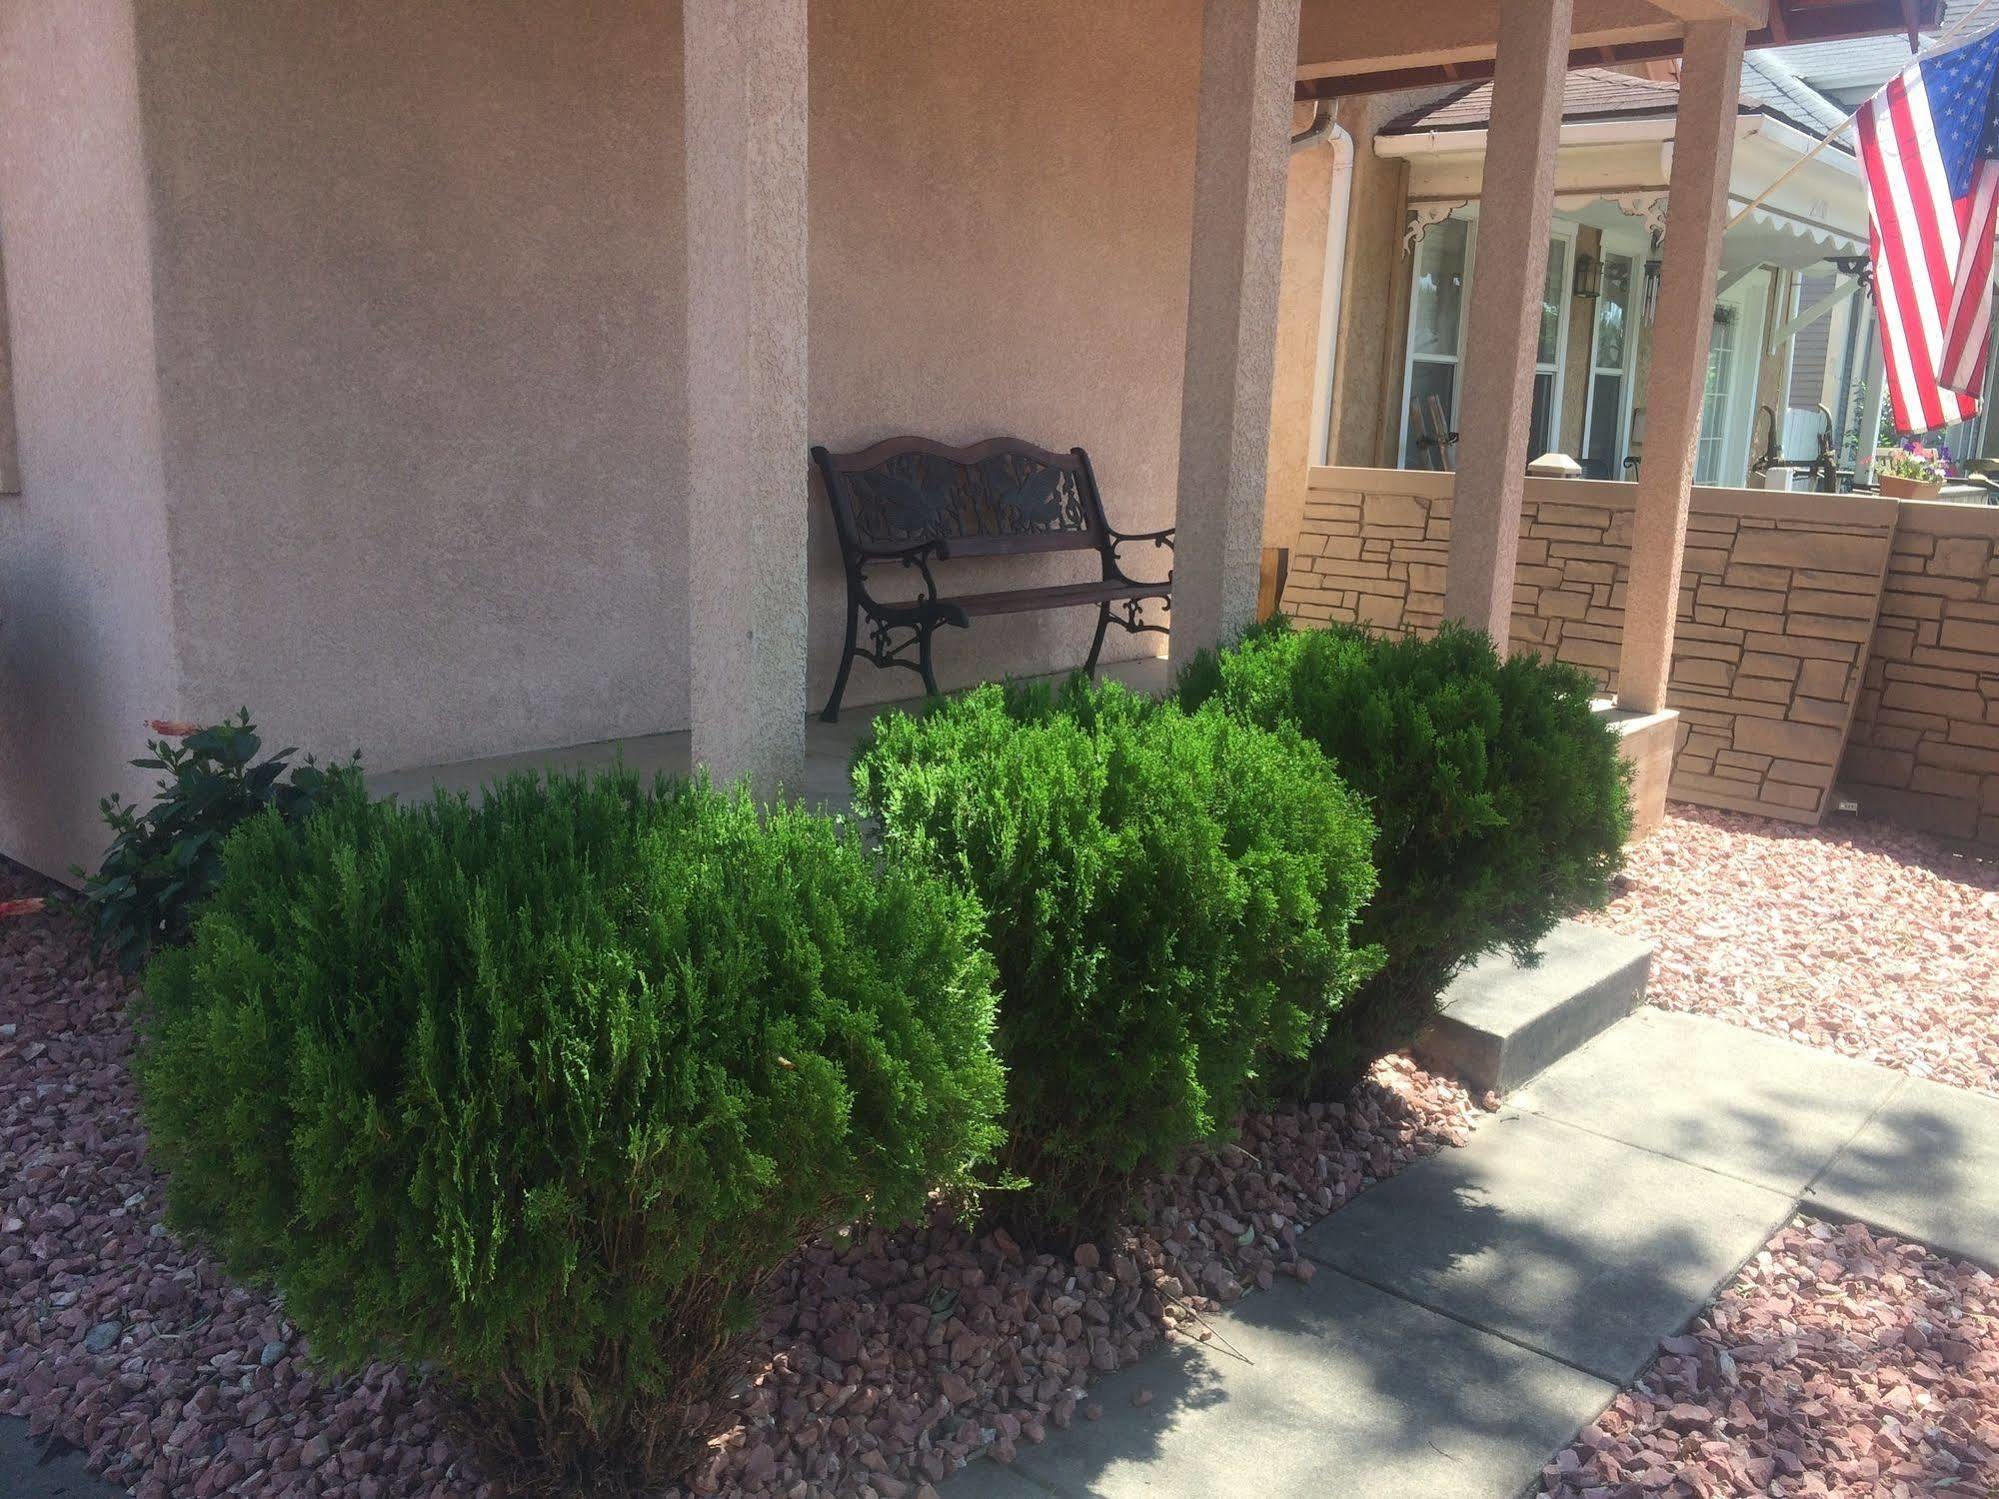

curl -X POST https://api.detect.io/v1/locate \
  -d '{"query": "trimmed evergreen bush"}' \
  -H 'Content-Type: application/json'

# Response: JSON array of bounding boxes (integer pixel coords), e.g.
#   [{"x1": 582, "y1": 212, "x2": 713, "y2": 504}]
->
[
  {"x1": 137, "y1": 771, "x2": 1004, "y2": 1490},
  {"x1": 853, "y1": 678, "x2": 1379, "y2": 1234},
  {"x1": 1180, "y1": 618, "x2": 1629, "y2": 1095}
]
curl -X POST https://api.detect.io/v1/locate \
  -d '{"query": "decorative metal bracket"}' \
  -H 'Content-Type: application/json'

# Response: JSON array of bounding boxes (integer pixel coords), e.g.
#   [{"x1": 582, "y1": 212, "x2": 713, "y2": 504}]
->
[
  {"x1": 1608, "y1": 193, "x2": 1669, "y2": 236},
  {"x1": 1403, "y1": 200, "x2": 1468, "y2": 255}
]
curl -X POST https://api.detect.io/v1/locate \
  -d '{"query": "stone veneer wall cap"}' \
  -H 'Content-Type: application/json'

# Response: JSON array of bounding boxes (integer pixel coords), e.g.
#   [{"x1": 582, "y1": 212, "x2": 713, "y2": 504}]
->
[
  {"x1": 1890, "y1": 498, "x2": 1999, "y2": 538},
  {"x1": 1307, "y1": 464, "x2": 1453, "y2": 496},
  {"x1": 1689, "y1": 486, "x2": 1901, "y2": 526}
]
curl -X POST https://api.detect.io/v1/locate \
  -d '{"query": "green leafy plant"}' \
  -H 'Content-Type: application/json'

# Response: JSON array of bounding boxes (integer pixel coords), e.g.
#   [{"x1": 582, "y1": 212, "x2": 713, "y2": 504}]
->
[
  {"x1": 136, "y1": 771, "x2": 1004, "y2": 1491},
  {"x1": 1181, "y1": 618, "x2": 1629, "y2": 1096},
  {"x1": 77, "y1": 711, "x2": 355, "y2": 971},
  {"x1": 853, "y1": 678, "x2": 1379, "y2": 1235}
]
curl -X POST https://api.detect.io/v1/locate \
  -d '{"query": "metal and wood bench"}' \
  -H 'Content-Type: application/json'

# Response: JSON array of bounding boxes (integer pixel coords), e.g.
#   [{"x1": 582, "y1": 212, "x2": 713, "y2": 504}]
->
[{"x1": 812, "y1": 435, "x2": 1172, "y2": 722}]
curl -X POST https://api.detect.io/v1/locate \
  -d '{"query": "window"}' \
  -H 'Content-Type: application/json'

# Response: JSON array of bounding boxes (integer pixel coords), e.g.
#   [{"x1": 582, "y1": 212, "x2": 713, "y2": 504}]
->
[
  {"x1": 1582, "y1": 253, "x2": 1637, "y2": 480},
  {"x1": 1397, "y1": 218, "x2": 1572, "y2": 471},
  {"x1": 1400, "y1": 219, "x2": 1471, "y2": 468},
  {"x1": 1527, "y1": 239, "x2": 1569, "y2": 458},
  {"x1": 1695, "y1": 301, "x2": 1743, "y2": 486}
]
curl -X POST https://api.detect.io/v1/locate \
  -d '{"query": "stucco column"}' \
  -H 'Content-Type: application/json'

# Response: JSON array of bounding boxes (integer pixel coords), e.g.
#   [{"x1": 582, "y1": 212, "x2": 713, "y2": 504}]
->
[
  {"x1": 1170, "y1": 0, "x2": 1304, "y2": 669},
  {"x1": 1440, "y1": 0, "x2": 1574, "y2": 645},
  {"x1": 1616, "y1": 20, "x2": 1747, "y2": 713},
  {"x1": 682, "y1": 0, "x2": 809, "y2": 795}
]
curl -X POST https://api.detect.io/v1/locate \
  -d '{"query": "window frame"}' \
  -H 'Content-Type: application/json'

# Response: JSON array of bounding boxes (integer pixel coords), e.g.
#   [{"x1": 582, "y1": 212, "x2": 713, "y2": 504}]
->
[
  {"x1": 1581, "y1": 231, "x2": 1646, "y2": 482},
  {"x1": 1395, "y1": 209, "x2": 1577, "y2": 470}
]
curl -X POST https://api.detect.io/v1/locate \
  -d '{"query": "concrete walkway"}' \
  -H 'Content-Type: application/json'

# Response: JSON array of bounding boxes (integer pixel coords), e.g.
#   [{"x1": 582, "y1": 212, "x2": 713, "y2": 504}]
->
[{"x1": 949, "y1": 1006, "x2": 1999, "y2": 1499}]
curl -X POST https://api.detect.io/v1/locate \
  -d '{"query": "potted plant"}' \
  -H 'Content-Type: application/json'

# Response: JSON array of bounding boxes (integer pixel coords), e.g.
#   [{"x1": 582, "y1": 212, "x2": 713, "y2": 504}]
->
[{"x1": 1876, "y1": 442, "x2": 1947, "y2": 499}]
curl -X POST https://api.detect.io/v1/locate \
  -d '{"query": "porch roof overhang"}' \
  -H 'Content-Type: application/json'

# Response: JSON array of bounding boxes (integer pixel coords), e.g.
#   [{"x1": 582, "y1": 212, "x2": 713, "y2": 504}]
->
[
  {"x1": 1297, "y1": 0, "x2": 1940, "y2": 100},
  {"x1": 1386, "y1": 111, "x2": 1866, "y2": 269}
]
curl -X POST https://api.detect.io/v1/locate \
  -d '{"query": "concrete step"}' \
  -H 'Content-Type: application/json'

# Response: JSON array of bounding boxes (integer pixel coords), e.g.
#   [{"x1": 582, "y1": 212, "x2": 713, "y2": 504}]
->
[{"x1": 1415, "y1": 921, "x2": 1653, "y2": 1096}]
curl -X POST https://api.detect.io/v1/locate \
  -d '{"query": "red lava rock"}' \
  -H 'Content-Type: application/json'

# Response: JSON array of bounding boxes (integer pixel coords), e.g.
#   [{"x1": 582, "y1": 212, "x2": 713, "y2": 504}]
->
[
  {"x1": 0, "y1": 864, "x2": 1482, "y2": 1499},
  {"x1": 1542, "y1": 1217, "x2": 1999, "y2": 1498},
  {"x1": 1579, "y1": 805, "x2": 1999, "y2": 1097}
]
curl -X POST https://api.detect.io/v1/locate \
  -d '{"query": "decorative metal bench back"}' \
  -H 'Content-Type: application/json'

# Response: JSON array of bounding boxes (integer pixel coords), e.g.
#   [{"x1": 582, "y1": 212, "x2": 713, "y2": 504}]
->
[{"x1": 813, "y1": 436, "x2": 1112, "y2": 562}]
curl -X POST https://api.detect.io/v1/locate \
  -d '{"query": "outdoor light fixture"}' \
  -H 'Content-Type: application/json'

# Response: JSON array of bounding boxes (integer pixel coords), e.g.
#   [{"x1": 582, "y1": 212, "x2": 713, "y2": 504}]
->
[{"x1": 1573, "y1": 252, "x2": 1601, "y2": 301}]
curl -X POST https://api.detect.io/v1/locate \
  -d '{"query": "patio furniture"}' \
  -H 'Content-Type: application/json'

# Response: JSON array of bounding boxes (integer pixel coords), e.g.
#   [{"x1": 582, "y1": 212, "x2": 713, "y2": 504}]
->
[
  {"x1": 1412, "y1": 393, "x2": 1457, "y2": 472},
  {"x1": 813, "y1": 435, "x2": 1172, "y2": 721}
]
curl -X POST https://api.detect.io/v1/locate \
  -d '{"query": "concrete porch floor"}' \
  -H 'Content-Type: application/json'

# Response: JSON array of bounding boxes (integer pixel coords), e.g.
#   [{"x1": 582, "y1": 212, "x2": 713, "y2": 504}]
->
[{"x1": 364, "y1": 655, "x2": 1172, "y2": 812}]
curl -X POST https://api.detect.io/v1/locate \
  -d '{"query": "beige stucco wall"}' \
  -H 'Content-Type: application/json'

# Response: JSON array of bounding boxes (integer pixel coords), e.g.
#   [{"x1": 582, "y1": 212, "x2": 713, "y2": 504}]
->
[
  {"x1": 0, "y1": 0, "x2": 1222, "y2": 873},
  {"x1": 131, "y1": 0, "x2": 690, "y2": 778},
  {"x1": 807, "y1": 0, "x2": 1202, "y2": 709},
  {"x1": 0, "y1": 233, "x2": 19, "y2": 495},
  {"x1": 0, "y1": 0, "x2": 182, "y2": 878}
]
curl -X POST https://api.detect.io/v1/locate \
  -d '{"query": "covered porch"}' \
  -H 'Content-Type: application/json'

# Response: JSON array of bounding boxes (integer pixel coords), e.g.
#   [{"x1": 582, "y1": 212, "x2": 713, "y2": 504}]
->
[
  {"x1": 662, "y1": 0, "x2": 1940, "y2": 817},
  {"x1": 0, "y1": 0, "x2": 1942, "y2": 879}
]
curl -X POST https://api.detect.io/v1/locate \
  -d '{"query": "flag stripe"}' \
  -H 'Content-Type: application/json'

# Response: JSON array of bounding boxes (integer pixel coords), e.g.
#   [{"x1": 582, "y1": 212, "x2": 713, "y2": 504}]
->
[
  {"x1": 1854, "y1": 30, "x2": 1999, "y2": 436},
  {"x1": 1860, "y1": 93, "x2": 1951, "y2": 429}
]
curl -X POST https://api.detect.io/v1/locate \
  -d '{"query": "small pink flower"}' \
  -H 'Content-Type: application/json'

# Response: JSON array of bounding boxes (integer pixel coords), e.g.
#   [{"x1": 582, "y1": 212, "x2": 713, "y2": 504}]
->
[
  {"x1": 0, "y1": 897, "x2": 46, "y2": 919},
  {"x1": 145, "y1": 719, "x2": 203, "y2": 738}
]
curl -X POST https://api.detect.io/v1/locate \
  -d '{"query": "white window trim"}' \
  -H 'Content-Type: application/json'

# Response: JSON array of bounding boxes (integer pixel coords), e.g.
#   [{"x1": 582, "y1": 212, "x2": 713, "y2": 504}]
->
[
  {"x1": 1532, "y1": 220, "x2": 1577, "y2": 460},
  {"x1": 1696, "y1": 274, "x2": 1770, "y2": 488},
  {"x1": 1396, "y1": 212, "x2": 1478, "y2": 469},
  {"x1": 1581, "y1": 233, "x2": 1646, "y2": 482}
]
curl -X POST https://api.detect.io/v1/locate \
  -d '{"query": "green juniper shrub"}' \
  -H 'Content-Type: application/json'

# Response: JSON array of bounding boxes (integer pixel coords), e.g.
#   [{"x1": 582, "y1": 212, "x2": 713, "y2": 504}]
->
[
  {"x1": 1180, "y1": 618, "x2": 1629, "y2": 1096},
  {"x1": 136, "y1": 771, "x2": 1004, "y2": 1492},
  {"x1": 853, "y1": 678, "x2": 1379, "y2": 1236},
  {"x1": 78, "y1": 710, "x2": 356, "y2": 972}
]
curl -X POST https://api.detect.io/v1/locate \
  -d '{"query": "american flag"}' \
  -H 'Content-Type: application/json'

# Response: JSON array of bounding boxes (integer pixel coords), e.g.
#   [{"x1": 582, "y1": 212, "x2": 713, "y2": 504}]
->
[{"x1": 1854, "y1": 26, "x2": 1999, "y2": 434}]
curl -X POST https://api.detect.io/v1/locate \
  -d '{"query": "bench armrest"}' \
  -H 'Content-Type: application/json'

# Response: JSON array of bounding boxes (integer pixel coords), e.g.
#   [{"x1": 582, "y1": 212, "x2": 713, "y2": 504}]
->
[
  {"x1": 1105, "y1": 526, "x2": 1173, "y2": 586},
  {"x1": 856, "y1": 537, "x2": 952, "y2": 606}
]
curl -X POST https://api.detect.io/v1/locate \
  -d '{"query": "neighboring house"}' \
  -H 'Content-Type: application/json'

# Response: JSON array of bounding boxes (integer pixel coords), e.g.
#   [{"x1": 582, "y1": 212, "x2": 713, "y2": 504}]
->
[{"x1": 1267, "y1": 34, "x2": 1973, "y2": 541}]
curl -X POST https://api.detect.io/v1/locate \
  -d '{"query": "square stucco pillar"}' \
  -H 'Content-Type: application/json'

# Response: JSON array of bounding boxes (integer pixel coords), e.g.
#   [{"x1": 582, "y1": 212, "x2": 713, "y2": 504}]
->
[
  {"x1": 1617, "y1": 21, "x2": 1747, "y2": 714},
  {"x1": 1169, "y1": 0, "x2": 1304, "y2": 670},
  {"x1": 1440, "y1": 0, "x2": 1574, "y2": 646},
  {"x1": 683, "y1": 0, "x2": 809, "y2": 796}
]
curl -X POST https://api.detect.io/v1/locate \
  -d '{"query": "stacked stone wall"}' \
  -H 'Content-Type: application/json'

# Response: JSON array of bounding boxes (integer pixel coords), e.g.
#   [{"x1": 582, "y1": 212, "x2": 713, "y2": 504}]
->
[
  {"x1": 1841, "y1": 504, "x2": 1999, "y2": 845},
  {"x1": 1285, "y1": 470, "x2": 1904, "y2": 825}
]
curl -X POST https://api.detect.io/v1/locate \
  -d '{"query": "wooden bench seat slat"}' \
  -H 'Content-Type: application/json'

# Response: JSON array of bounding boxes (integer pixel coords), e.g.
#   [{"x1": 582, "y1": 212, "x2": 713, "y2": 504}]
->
[{"x1": 811, "y1": 436, "x2": 1173, "y2": 720}]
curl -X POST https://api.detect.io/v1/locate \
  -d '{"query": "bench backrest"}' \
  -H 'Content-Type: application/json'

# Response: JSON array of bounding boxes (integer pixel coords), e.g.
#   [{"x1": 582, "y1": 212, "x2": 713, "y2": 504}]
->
[{"x1": 812, "y1": 436, "x2": 1111, "y2": 562}]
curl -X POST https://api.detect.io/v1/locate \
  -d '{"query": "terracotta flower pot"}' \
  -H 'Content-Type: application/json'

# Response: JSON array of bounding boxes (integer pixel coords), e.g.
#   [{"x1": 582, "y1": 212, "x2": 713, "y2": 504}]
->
[{"x1": 1878, "y1": 475, "x2": 1943, "y2": 500}]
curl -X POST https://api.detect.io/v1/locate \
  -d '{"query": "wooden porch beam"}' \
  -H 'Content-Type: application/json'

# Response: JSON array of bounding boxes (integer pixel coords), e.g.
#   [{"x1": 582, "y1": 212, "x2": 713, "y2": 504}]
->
[{"x1": 1296, "y1": 0, "x2": 1936, "y2": 100}]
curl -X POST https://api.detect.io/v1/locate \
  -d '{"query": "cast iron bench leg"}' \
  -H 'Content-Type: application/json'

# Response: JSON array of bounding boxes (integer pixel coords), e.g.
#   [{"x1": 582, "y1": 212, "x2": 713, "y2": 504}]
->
[
  {"x1": 918, "y1": 621, "x2": 942, "y2": 698},
  {"x1": 1083, "y1": 600, "x2": 1113, "y2": 676},
  {"x1": 821, "y1": 597, "x2": 860, "y2": 723}
]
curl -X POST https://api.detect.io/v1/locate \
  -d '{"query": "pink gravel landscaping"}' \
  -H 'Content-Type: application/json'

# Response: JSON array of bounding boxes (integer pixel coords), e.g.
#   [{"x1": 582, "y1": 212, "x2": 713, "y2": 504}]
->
[
  {"x1": 1541, "y1": 1218, "x2": 1999, "y2": 1498},
  {"x1": 1578, "y1": 805, "x2": 1999, "y2": 1099},
  {"x1": 0, "y1": 868, "x2": 1479, "y2": 1499}
]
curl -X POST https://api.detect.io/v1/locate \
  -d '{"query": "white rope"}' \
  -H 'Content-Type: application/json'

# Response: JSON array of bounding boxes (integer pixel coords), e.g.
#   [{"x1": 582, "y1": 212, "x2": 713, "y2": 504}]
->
[{"x1": 1724, "y1": 0, "x2": 1999, "y2": 231}]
